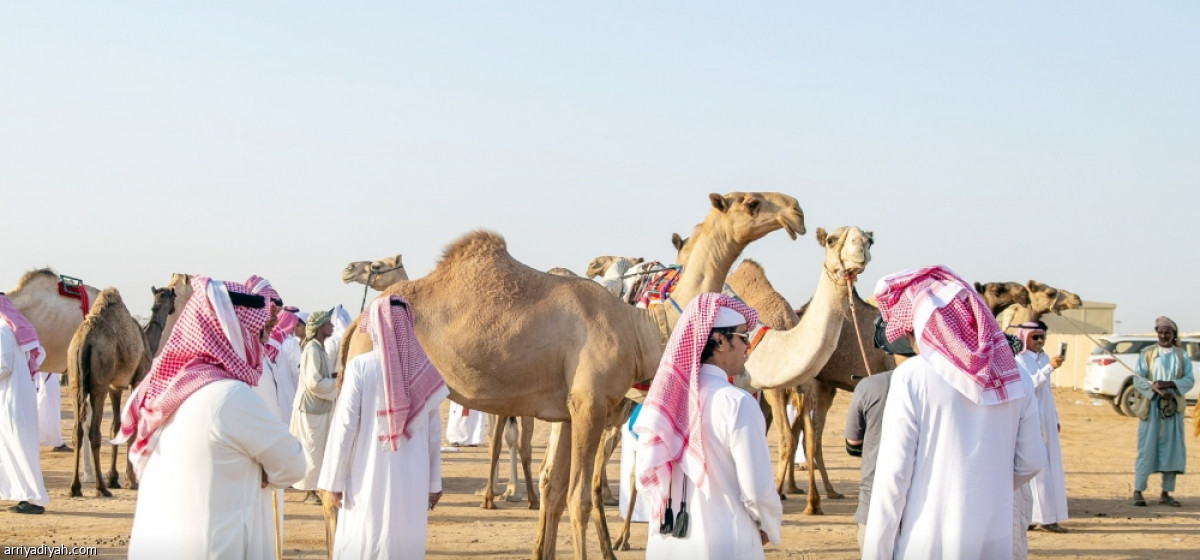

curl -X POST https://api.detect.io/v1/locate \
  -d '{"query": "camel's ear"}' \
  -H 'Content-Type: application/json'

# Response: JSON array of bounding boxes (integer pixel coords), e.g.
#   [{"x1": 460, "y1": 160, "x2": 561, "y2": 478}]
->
[
  {"x1": 865, "y1": 231, "x2": 874, "y2": 245},
  {"x1": 1027, "y1": 280, "x2": 1044, "y2": 292},
  {"x1": 816, "y1": 227, "x2": 829, "y2": 247},
  {"x1": 709, "y1": 193, "x2": 731, "y2": 212},
  {"x1": 974, "y1": 282, "x2": 986, "y2": 294},
  {"x1": 629, "y1": 257, "x2": 644, "y2": 265},
  {"x1": 152, "y1": 286, "x2": 158, "y2": 294},
  {"x1": 671, "y1": 233, "x2": 686, "y2": 252}
]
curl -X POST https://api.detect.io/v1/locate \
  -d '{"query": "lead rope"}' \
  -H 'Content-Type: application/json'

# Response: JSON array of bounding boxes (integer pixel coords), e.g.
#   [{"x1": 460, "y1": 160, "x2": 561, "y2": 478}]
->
[
  {"x1": 360, "y1": 270, "x2": 375, "y2": 313},
  {"x1": 846, "y1": 277, "x2": 873, "y2": 377}
]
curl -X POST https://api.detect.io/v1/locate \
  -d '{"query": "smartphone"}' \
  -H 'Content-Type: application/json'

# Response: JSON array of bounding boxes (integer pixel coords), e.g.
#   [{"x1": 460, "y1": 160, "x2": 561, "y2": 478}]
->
[{"x1": 1058, "y1": 342, "x2": 1068, "y2": 358}]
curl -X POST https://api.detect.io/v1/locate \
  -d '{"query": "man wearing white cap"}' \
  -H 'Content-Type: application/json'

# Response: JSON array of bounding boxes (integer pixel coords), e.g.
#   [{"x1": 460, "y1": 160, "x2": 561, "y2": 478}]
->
[
  {"x1": 633, "y1": 292, "x2": 782, "y2": 559},
  {"x1": 863, "y1": 266, "x2": 1046, "y2": 560},
  {"x1": 1131, "y1": 316, "x2": 1193, "y2": 507}
]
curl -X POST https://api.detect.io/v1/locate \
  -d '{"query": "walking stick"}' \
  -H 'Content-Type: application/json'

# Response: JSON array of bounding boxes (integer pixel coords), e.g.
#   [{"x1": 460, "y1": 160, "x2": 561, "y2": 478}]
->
[{"x1": 273, "y1": 490, "x2": 283, "y2": 560}]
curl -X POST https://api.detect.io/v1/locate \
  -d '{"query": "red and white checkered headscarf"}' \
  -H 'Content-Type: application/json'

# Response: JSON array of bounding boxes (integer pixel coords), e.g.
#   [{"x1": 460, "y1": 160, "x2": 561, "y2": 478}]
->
[
  {"x1": 633, "y1": 292, "x2": 757, "y2": 522},
  {"x1": 1014, "y1": 321, "x2": 1047, "y2": 355},
  {"x1": 266, "y1": 309, "x2": 299, "y2": 363},
  {"x1": 874, "y1": 265, "x2": 1023, "y2": 405},
  {"x1": 361, "y1": 295, "x2": 446, "y2": 451},
  {"x1": 115, "y1": 277, "x2": 272, "y2": 477},
  {"x1": 0, "y1": 294, "x2": 44, "y2": 378}
]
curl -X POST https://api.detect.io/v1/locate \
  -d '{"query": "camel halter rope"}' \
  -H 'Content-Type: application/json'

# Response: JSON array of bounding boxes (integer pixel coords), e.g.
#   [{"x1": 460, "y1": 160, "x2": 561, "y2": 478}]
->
[
  {"x1": 844, "y1": 274, "x2": 873, "y2": 378},
  {"x1": 358, "y1": 263, "x2": 406, "y2": 312}
]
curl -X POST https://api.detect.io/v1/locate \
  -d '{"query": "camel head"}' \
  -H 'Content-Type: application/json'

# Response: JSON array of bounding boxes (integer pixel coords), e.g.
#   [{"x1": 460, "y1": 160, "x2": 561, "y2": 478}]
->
[
  {"x1": 150, "y1": 286, "x2": 176, "y2": 317},
  {"x1": 703, "y1": 192, "x2": 805, "y2": 247},
  {"x1": 815, "y1": 226, "x2": 873, "y2": 281},
  {"x1": 584, "y1": 256, "x2": 643, "y2": 279},
  {"x1": 342, "y1": 255, "x2": 409, "y2": 291},
  {"x1": 1027, "y1": 280, "x2": 1082, "y2": 315},
  {"x1": 973, "y1": 281, "x2": 1030, "y2": 316}
]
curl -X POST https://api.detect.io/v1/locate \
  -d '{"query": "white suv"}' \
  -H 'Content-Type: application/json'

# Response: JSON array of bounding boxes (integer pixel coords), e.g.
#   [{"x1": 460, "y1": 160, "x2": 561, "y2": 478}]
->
[{"x1": 1082, "y1": 335, "x2": 1200, "y2": 417}]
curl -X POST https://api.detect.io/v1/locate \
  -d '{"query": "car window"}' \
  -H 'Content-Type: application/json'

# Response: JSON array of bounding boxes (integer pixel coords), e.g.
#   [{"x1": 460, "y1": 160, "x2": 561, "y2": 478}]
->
[
  {"x1": 1110, "y1": 340, "x2": 1153, "y2": 355},
  {"x1": 1186, "y1": 342, "x2": 1200, "y2": 361},
  {"x1": 1092, "y1": 340, "x2": 1115, "y2": 355}
]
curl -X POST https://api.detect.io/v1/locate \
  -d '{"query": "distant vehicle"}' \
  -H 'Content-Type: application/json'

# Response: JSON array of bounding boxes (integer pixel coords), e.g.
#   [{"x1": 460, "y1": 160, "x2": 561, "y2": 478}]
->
[{"x1": 1082, "y1": 335, "x2": 1200, "y2": 417}]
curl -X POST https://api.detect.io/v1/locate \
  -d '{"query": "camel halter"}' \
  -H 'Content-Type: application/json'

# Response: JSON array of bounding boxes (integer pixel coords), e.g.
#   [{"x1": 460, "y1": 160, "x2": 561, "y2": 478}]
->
[
  {"x1": 358, "y1": 263, "x2": 405, "y2": 312},
  {"x1": 844, "y1": 276, "x2": 873, "y2": 378}
]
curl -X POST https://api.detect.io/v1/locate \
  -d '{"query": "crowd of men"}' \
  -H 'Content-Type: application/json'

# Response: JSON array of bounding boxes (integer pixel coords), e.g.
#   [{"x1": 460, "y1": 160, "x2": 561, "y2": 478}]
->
[{"x1": 0, "y1": 265, "x2": 1194, "y2": 558}]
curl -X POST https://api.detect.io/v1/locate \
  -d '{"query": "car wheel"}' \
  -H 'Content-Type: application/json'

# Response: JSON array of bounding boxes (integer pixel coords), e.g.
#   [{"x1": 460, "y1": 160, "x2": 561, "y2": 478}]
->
[
  {"x1": 1118, "y1": 383, "x2": 1144, "y2": 417},
  {"x1": 1108, "y1": 397, "x2": 1127, "y2": 417}
]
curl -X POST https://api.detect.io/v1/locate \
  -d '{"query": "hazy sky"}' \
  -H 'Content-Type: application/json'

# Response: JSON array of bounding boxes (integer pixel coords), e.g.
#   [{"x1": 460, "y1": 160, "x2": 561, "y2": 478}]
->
[{"x1": 3, "y1": 3, "x2": 1196, "y2": 335}]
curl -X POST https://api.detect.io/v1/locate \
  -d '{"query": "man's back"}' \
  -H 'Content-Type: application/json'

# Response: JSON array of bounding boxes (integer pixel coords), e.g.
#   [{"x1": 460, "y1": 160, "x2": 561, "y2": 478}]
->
[
  {"x1": 864, "y1": 355, "x2": 1046, "y2": 559},
  {"x1": 845, "y1": 370, "x2": 893, "y2": 525}
]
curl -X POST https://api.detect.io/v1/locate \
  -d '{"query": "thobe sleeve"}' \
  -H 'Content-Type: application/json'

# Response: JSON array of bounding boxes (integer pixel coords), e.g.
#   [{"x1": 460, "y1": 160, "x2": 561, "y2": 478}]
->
[
  {"x1": 1175, "y1": 353, "x2": 1195, "y2": 395},
  {"x1": 301, "y1": 344, "x2": 338, "y2": 401},
  {"x1": 727, "y1": 393, "x2": 783, "y2": 546},
  {"x1": 427, "y1": 404, "x2": 443, "y2": 494},
  {"x1": 1131, "y1": 353, "x2": 1154, "y2": 397},
  {"x1": 844, "y1": 385, "x2": 868, "y2": 445},
  {"x1": 317, "y1": 358, "x2": 364, "y2": 495},
  {"x1": 216, "y1": 386, "x2": 305, "y2": 489},
  {"x1": 862, "y1": 372, "x2": 918, "y2": 560},
  {"x1": 1013, "y1": 388, "x2": 1048, "y2": 489},
  {"x1": 1029, "y1": 355, "x2": 1054, "y2": 390}
]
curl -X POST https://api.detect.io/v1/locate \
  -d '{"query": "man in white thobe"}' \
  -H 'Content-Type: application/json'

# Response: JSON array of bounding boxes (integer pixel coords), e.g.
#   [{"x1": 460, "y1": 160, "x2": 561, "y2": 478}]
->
[
  {"x1": 290, "y1": 309, "x2": 336, "y2": 504},
  {"x1": 323, "y1": 304, "x2": 353, "y2": 376},
  {"x1": 1, "y1": 294, "x2": 50, "y2": 515},
  {"x1": 1013, "y1": 321, "x2": 1069, "y2": 534},
  {"x1": 863, "y1": 266, "x2": 1047, "y2": 560},
  {"x1": 633, "y1": 293, "x2": 782, "y2": 559},
  {"x1": 119, "y1": 277, "x2": 304, "y2": 559},
  {"x1": 36, "y1": 372, "x2": 70, "y2": 451},
  {"x1": 319, "y1": 295, "x2": 449, "y2": 559},
  {"x1": 445, "y1": 400, "x2": 489, "y2": 446}
]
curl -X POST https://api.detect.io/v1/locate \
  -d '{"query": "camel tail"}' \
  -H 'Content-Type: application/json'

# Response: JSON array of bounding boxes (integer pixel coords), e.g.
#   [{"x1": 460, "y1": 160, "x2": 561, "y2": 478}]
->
[{"x1": 69, "y1": 340, "x2": 96, "y2": 480}]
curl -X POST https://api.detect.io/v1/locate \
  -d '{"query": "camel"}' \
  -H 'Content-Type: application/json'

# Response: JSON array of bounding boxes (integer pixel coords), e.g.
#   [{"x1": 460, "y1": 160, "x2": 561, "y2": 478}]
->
[
  {"x1": 975, "y1": 280, "x2": 1083, "y2": 330},
  {"x1": 335, "y1": 192, "x2": 805, "y2": 560},
  {"x1": 584, "y1": 256, "x2": 644, "y2": 279},
  {"x1": 67, "y1": 288, "x2": 150, "y2": 497},
  {"x1": 738, "y1": 226, "x2": 873, "y2": 516},
  {"x1": 974, "y1": 281, "x2": 1030, "y2": 315},
  {"x1": 6, "y1": 268, "x2": 101, "y2": 375},
  {"x1": 478, "y1": 263, "x2": 582, "y2": 511},
  {"x1": 674, "y1": 228, "x2": 879, "y2": 515},
  {"x1": 341, "y1": 254, "x2": 410, "y2": 291},
  {"x1": 157, "y1": 273, "x2": 194, "y2": 356}
]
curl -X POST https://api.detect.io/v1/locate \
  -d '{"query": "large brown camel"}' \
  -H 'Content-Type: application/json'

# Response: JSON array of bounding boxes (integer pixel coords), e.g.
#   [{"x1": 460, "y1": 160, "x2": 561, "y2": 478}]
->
[
  {"x1": 341, "y1": 254, "x2": 410, "y2": 291},
  {"x1": 478, "y1": 262, "x2": 582, "y2": 511},
  {"x1": 6, "y1": 268, "x2": 101, "y2": 375},
  {"x1": 68, "y1": 288, "x2": 150, "y2": 497},
  {"x1": 335, "y1": 192, "x2": 805, "y2": 560}
]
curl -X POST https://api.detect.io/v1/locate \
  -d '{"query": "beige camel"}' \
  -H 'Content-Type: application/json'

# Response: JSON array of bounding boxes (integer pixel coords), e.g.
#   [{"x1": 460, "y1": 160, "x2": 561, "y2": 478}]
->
[
  {"x1": 68, "y1": 288, "x2": 148, "y2": 497},
  {"x1": 980, "y1": 280, "x2": 1083, "y2": 330},
  {"x1": 740, "y1": 226, "x2": 873, "y2": 515},
  {"x1": 584, "y1": 256, "x2": 644, "y2": 279},
  {"x1": 157, "y1": 273, "x2": 194, "y2": 356},
  {"x1": 6, "y1": 269, "x2": 101, "y2": 375},
  {"x1": 341, "y1": 254, "x2": 410, "y2": 291},
  {"x1": 336, "y1": 192, "x2": 804, "y2": 560}
]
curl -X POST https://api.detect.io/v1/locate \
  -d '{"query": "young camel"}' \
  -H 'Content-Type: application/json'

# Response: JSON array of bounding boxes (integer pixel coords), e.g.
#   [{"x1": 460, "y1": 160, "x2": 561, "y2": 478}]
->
[
  {"x1": 332, "y1": 192, "x2": 805, "y2": 560},
  {"x1": 68, "y1": 288, "x2": 153, "y2": 497}
]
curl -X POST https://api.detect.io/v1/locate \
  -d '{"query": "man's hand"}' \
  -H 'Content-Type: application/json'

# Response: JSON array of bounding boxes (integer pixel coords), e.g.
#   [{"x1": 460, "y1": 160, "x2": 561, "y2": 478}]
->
[
  {"x1": 261, "y1": 467, "x2": 269, "y2": 488},
  {"x1": 429, "y1": 491, "x2": 443, "y2": 511},
  {"x1": 1050, "y1": 355, "x2": 1065, "y2": 369},
  {"x1": 331, "y1": 492, "x2": 343, "y2": 509},
  {"x1": 760, "y1": 529, "x2": 769, "y2": 545}
]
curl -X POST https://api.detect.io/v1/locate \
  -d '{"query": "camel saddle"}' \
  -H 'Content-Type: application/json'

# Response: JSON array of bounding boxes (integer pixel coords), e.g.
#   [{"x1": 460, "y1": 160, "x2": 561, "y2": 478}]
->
[{"x1": 57, "y1": 275, "x2": 91, "y2": 317}]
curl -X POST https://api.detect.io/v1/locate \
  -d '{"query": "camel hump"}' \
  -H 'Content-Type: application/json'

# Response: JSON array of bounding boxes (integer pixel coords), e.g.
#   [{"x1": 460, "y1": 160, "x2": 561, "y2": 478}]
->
[
  {"x1": 439, "y1": 230, "x2": 509, "y2": 264},
  {"x1": 84, "y1": 288, "x2": 130, "y2": 321},
  {"x1": 14, "y1": 267, "x2": 58, "y2": 290}
]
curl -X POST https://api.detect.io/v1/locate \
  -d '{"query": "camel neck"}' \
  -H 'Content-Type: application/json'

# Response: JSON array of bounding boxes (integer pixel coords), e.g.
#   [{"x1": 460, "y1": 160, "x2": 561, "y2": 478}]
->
[
  {"x1": 745, "y1": 268, "x2": 847, "y2": 389},
  {"x1": 670, "y1": 228, "x2": 742, "y2": 315}
]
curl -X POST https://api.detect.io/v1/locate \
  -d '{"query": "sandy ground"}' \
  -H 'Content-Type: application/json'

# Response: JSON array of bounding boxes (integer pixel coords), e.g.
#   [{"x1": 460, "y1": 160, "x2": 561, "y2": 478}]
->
[{"x1": 2, "y1": 384, "x2": 1198, "y2": 559}]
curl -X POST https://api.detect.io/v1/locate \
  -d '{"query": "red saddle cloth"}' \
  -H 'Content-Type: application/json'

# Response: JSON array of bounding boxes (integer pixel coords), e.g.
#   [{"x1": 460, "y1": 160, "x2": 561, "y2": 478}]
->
[{"x1": 57, "y1": 277, "x2": 91, "y2": 317}]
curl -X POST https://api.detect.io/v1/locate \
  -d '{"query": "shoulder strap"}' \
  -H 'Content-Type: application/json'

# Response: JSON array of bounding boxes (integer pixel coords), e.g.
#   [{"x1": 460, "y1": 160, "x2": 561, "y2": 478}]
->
[
  {"x1": 1142, "y1": 346, "x2": 1158, "y2": 378},
  {"x1": 1175, "y1": 347, "x2": 1186, "y2": 379}
]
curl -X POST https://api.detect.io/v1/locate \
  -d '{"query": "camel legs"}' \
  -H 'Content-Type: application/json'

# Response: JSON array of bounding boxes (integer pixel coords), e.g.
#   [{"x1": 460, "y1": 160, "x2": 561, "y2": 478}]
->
[
  {"x1": 72, "y1": 389, "x2": 111, "y2": 498},
  {"x1": 480, "y1": 415, "x2": 506, "y2": 509},
  {"x1": 518, "y1": 417, "x2": 539, "y2": 509},
  {"x1": 567, "y1": 397, "x2": 616, "y2": 560},
  {"x1": 808, "y1": 382, "x2": 843, "y2": 500},
  {"x1": 766, "y1": 388, "x2": 801, "y2": 499},
  {"x1": 106, "y1": 388, "x2": 123, "y2": 489},
  {"x1": 533, "y1": 422, "x2": 571, "y2": 560},
  {"x1": 613, "y1": 450, "x2": 637, "y2": 551}
]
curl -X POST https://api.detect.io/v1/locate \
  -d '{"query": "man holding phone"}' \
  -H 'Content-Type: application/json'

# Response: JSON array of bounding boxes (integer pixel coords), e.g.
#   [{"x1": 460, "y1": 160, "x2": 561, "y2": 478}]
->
[{"x1": 1014, "y1": 321, "x2": 1068, "y2": 533}]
